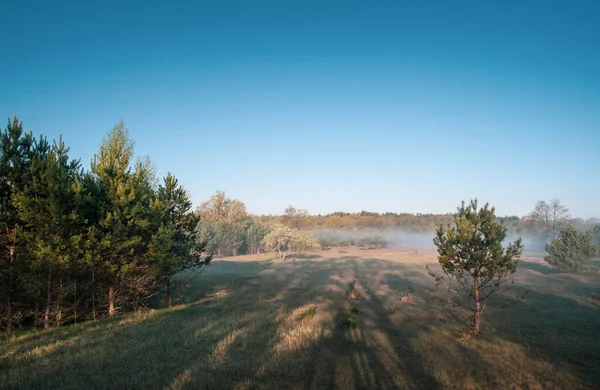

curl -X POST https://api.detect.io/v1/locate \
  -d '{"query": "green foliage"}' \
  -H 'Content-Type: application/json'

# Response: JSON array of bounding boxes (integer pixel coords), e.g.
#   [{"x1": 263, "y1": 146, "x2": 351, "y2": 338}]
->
[
  {"x1": 344, "y1": 279, "x2": 361, "y2": 300},
  {"x1": 197, "y1": 190, "x2": 247, "y2": 222},
  {"x1": 544, "y1": 224, "x2": 599, "y2": 272},
  {"x1": 342, "y1": 306, "x2": 359, "y2": 328},
  {"x1": 153, "y1": 172, "x2": 209, "y2": 306},
  {"x1": 195, "y1": 191, "x2": 267, "y2": 257},
  {"x1": 0, "y1": 117, "x2": 207, "y2": 335},
  {"x1": 12, "y1": 133, "x2": 82, "y2": 328},
  {"x1": 341, "y1": 280, "x2": 360, "y2": 328},
  {"x1": 592, "y1": 224, "x2": 600, "y2": 244},
  {"x1": 429, "y1": 200, "x2": 523, "y2": 334},
  {"x1": 0, "y1": 116, "x2": 34, "y2": 335}
]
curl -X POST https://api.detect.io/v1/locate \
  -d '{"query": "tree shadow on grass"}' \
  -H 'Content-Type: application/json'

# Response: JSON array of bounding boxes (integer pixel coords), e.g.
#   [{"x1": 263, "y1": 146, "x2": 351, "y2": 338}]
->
[
  {"x1": 2, "y1": 256, "x2": 599, "y2": 389},
  {"x1": 487, "y1": 285, "x2": 600, "y2": 388},
  {"x1": 517, "y1": 259, "x2": 555, "y2": 274}
]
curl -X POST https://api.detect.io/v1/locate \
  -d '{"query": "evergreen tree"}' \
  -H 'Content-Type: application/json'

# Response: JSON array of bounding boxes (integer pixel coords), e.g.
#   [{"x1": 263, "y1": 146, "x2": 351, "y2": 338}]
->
[
  {"x1": 0, "y1": 116, "x2": 213, "y2": 333},
  {"x1": 13, "y1": 134, "x2": 81, "y2": 328},
  {"x1": 428, "y1": 200, "x2": 523, "y2": 334},
  {"x1": 155, "y1": 173, "x2": 209, "y2": 307},
  {"x1": 0, "y1": 116, "x2": 33, "y2": 336},
  {"x1": 91, "y1": 120, "x2": 149, "y2": 316},
  {"x1": 545, "y1": 224, "x2": 599, "y2": 272}
]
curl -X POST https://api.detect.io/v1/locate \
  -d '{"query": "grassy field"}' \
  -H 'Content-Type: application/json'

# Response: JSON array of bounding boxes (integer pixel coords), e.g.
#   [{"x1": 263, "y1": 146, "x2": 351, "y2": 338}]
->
[{"x1": 2, "y1": 248, "x2": 600, "y2": 389}]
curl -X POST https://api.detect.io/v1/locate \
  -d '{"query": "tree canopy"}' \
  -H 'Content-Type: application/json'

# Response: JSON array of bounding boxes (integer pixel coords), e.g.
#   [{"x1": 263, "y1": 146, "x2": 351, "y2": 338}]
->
[
  {"x1": 429, "y1": 200, "x2": 523, "y2": 334},
  {"x1": 0, "y1": 117, "x2": 208, "y2": 336},
  {"x1": 262, "y1": 224, "x2": 321, "y2": 261},
  {"x1": 545, "y1": 224, "x2": 598, "y2": 272}
]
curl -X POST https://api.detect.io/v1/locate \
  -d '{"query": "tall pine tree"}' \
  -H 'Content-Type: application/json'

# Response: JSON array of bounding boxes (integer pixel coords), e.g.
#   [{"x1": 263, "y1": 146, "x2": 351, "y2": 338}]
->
[
  {"x1": 0, "y1": 116, "x2": 34, "y2": 336},
  {"x1": 13, "y1": 134, "x2": 81, "y2": 328}
]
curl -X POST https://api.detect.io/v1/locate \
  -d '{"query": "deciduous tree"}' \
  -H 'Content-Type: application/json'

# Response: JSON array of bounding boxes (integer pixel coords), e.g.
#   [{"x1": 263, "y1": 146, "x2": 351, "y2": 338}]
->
[{"x1": 262, "y1": 224, "x2": 320, "y2": 261}]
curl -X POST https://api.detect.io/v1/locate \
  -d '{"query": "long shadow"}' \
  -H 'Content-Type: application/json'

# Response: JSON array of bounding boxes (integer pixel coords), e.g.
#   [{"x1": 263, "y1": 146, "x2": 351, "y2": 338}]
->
[
  {"x1": 518, "y1": 259, "x2": 555, "y2": 274},
  {"x1": 2, "y1": 255, "x2": 599, "y2": 389},
  {"x1": 346, "y1": 259, "x2": 441, "y2": 389},
  {"x1": 487, "y1": 286, "x2": 600, "y2": 388}
]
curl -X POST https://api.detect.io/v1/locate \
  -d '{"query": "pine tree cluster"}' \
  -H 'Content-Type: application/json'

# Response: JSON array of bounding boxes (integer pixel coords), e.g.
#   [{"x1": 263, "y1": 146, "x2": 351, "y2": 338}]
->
[{"x1": 0, "y1": 116, "x2": 210, "y2": 336}]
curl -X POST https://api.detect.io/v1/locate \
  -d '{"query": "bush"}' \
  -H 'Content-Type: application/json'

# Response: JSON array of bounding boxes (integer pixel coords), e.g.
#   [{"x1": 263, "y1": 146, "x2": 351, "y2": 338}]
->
[
  {"x1": 344, "y1": 279, "x2": 360, "y2": 300},
  {"x1": 545, "y1": 225, "x2": 599, "y2": 272},
  {"x1": 342, "y1": 306, "x2": 359, "y2": 328},
  {"x1": 295, "y1": 305, "x2": 317, "y2": 322}
]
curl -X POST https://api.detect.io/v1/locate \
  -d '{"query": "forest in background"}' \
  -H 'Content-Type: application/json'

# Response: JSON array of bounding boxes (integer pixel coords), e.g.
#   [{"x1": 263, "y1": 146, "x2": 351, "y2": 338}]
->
[{"x1": 200, "y1": 198, "x2": 599, "y2": 256}]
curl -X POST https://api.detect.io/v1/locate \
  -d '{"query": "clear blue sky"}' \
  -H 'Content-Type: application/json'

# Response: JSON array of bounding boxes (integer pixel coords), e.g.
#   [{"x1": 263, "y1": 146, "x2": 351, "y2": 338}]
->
[{"x1": 1, "y1": 1, "x2": 598, "y2": 218}]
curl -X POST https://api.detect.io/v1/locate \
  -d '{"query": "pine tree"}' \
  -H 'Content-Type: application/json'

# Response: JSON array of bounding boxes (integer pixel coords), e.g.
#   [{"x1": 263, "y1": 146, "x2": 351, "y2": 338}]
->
[
  {"x1": 428, "y1": 200, "x2": 523, "y2": 334},
  {"x1": 545, "y1": 224, "x2": 599, "y2": 272},
  {"x1": 91, "y1": 121, "x2": 141, "y2": 316},
  {"x1": 155, "y1": 173, "x2": 208, "y2": 307},
  {"x1": 0, "y1": 116, "x2": 34, "y2": 336},
  {"x1": 13, "y1": 134, "x2": 81, "y2": 328},
  {"x1": 0, "y1": 116, "x2": 212, "y2": 332}
]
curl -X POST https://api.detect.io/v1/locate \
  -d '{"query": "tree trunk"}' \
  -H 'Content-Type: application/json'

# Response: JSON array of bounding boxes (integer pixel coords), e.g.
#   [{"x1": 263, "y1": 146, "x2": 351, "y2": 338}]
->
[
  {"x1": 56, "y1": 277, "x2": 63, "y2": 326},
  {"x1": 166, "y1": 276, "x2": 172, "y2": 308},
  {"x1": 73, "y1": 280, "x2": 77, "y2": 325},
  {"x1": 233, "y1": 248, "x2": 237, "y2": 257},
  {"x1": 278, "y1": 248, "x2": 282, "y2": 261},
  {"x1": 5, "y1": 237, "x2": 15, "y2": 336},
  {"x1": 473, "y1": 278, "x2": 481, "y2": 334},
  {"x1": 92, "y1": 269, "x2": 96, "y2": 321},
  {"x1": 33, "y1": 300, "x2": 39, "y2": 330},
  {"x1": 108, "y1": 284, "x2": 115, "y2": 316},
  {"x1": 44, "y1": 270, "x2": 52, "y2": 329},
  {"x1": 5, "y1": 293, "x2": 12, "y2": 337},
  {"x1": 281, "y1": 252, "x2": 287, "y2": 262},
  {"x1": 218, "y1": 247, "x2": 221, "y2": 257}
]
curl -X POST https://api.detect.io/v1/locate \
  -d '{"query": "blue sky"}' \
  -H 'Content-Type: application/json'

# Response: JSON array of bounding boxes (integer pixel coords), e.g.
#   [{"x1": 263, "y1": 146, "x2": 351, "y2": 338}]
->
[{"x1": 1, "y1": 1, "x2": 598, "y2": 217}]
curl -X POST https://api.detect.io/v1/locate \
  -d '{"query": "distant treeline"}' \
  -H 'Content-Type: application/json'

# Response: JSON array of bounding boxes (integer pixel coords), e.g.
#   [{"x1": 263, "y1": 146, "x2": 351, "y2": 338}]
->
[
  {"x1": 197, "y1": 198, "x2": 599, "y2": 256},
  {"x1": 252, "y1": 205, "x2": 599, "y2": 250},
  {"x1": 260, "y1": 207, "x2": 597, "y2": 234}
]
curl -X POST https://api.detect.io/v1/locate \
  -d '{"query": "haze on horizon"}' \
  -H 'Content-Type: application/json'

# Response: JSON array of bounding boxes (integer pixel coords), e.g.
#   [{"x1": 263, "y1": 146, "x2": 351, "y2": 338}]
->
[{"x1": 1, "y1": 1, "x2": 598, "y2": 218}]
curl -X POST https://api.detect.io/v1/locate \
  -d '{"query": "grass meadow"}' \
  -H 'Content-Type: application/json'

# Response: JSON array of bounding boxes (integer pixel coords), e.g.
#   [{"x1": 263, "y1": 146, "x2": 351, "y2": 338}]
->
[{"x1": 1, "y1": 248, "x2": 599, "y2": 389}]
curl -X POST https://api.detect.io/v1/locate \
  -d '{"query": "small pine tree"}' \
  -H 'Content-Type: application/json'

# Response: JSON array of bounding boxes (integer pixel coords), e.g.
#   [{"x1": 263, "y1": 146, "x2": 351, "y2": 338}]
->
[
  {"x1": 155, "y1": 173, "x2": 209, "y2": 307},
  {"x1": 428, "y1": 200, "x2": 523, "y2": 334},
  {"x1": 545, "y1": 224, "x2": 598, "y2": 272}
]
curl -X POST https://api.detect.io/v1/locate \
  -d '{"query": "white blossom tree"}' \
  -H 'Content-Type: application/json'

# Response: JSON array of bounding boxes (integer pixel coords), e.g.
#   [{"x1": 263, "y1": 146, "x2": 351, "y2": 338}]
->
[{"x1": 262, "y1": 224, "x2": 320, "y2": 261}]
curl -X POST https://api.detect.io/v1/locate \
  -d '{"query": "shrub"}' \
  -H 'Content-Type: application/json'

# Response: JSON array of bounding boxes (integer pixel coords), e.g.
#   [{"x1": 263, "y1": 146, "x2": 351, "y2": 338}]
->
[
  {"x1": 545, "y1": 225, "x2": 599, "y2": 272},
  {"x1": 295, "y1": 305, "x2": 317, "y2": 322},
  {"x1": 342, "y1": 306, "x2": 359, "y2": 328},
  {"x1": 344, "y1": 279, "x2": 360, "y2": 300}
]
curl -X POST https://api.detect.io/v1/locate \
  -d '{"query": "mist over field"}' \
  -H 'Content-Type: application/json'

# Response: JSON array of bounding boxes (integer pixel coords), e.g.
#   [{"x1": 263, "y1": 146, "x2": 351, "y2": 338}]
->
[{"x1": 314, "y1": 228, "x2": 551, "y2": 256}]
